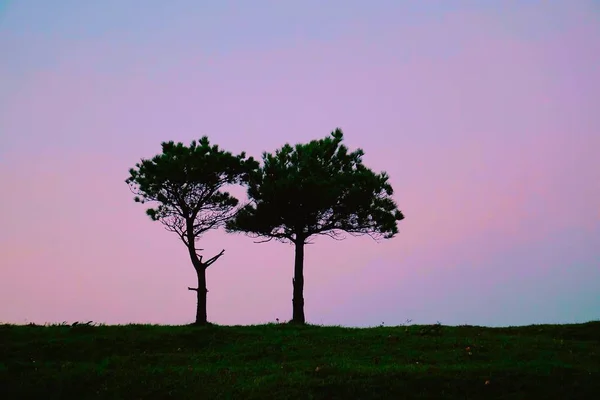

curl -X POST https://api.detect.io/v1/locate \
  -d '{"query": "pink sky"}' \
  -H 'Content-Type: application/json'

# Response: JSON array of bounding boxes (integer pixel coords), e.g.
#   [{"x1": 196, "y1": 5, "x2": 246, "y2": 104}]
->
[{"x1": 1, "y1": 1, "x2": 599, "y2": 327}]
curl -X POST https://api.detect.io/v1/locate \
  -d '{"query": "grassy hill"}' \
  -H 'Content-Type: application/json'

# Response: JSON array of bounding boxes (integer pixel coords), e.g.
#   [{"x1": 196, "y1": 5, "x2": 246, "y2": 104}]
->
[{"x1": 1, "y1": 320, "x2": 599, "y2": 399}]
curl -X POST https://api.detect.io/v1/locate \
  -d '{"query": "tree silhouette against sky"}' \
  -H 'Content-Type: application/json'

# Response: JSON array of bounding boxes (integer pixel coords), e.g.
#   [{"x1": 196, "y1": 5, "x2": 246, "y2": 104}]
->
[
  {"x1": 126, "y1": 138, "x2": 258, "y2": 325},
  {"x1": 227, "y1": 129, "x2": 404, "y2": 324}
]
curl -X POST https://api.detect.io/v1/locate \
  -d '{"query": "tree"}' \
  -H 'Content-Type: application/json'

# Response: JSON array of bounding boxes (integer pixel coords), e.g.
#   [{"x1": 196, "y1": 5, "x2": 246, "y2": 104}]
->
[
  {"x1": 226, "y1": 129, "x2": 404, "y2": 324},
  {"x1": 126, "y1": 137, "x2": 258, "y2": 325}
]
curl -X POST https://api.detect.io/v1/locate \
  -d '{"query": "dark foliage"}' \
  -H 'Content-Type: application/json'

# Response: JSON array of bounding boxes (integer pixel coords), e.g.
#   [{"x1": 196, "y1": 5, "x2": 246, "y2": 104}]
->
[
  {"x1": 3, "y1": 321, "x2": 599, "y2": 399},
  {"x1": 228, "y1": 128, "x2": 403, "y2": 243}
]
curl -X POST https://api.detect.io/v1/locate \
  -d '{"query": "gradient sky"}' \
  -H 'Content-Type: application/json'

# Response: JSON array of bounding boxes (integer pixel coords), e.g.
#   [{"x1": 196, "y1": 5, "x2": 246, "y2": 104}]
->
[{"x1": 1, "y1": 1, "x2": 599, "y2": 327}]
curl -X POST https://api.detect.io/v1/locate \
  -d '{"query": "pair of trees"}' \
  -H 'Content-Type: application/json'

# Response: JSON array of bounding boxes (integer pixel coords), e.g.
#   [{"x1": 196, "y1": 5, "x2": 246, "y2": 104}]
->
[{"x1": 126, "y1": 129, "x2": 404, "y2": 325}]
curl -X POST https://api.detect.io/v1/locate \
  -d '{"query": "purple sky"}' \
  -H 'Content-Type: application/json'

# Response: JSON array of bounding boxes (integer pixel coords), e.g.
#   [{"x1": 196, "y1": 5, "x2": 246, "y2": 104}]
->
[{"x1": 1, "y1": 1, "x2": 599, "y2": 327}]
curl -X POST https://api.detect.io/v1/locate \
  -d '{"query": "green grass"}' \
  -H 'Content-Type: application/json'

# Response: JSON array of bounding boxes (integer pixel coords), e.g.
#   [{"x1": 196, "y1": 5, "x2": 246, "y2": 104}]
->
[{"x1": 1, "y1": 320, "x2": 599, "y2": 399}]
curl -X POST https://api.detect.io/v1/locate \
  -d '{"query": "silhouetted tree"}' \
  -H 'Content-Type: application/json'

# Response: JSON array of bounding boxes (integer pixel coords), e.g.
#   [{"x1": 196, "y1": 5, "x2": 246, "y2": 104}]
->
[
  {"x1": 126, "y1": 137, "x2": 258, "y2": 325},
  {"x1": 226, "y1": 129, "x2": 404, "y2": 324}
]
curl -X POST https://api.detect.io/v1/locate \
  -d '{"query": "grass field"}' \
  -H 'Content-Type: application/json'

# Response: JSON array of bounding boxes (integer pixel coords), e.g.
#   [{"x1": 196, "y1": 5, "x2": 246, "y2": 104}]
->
[{"x1": 1, "y1": 320, "x2": 599, "y2": 399}]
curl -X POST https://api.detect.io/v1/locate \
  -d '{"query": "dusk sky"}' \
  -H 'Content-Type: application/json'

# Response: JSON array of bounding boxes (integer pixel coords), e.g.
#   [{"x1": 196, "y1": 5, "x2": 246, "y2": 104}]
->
[{"x1": 1, "y1": 1, "x2": 599, "y2": 327}]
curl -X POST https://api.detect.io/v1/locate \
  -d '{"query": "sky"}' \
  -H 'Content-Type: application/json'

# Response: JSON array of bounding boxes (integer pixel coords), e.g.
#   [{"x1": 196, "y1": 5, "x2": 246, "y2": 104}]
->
[{"x1": 1, "y1": 1, "x2": 599, "y2": 327}]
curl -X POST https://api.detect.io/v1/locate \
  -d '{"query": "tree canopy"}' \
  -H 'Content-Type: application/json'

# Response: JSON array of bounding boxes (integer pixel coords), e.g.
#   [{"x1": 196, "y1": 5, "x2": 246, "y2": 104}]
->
[{"x1": 227, "y1": 128, "x2": 404, "y2": 244}]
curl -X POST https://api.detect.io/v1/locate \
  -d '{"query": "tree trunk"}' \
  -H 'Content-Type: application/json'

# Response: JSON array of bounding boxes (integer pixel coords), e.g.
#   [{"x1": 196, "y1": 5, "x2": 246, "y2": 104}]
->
[
  {"x1": 291, "y1": 237, "x2": 306, "y2": 324},
  {"x1": 184, "y1": 222, "x2": 225, "y2": 326},
  {"x1": 187, "y1": 226, "x2": 209, "y2": 326},
  {"x1": 194, "y1": 266, "x2": 208, "y2": 325}
]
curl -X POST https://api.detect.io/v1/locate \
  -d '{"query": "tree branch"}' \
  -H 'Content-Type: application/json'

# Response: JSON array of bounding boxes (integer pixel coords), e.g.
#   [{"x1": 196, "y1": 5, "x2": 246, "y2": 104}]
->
[
  {"x1": 256, "y1": 231, "x2": 293, "y2": 243},
  {"x1": 316, "y1": 229, "x2": 347, "y2": 241},
  {"x1": 203, "y1": 249, "x2": 225, "y2": 269},
  {"x1": 188, "y1": 287, "x2": 209, "y2": 292},
  {"x1": 254, "y1": 236, "x2": 275, "y2": 244}
]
